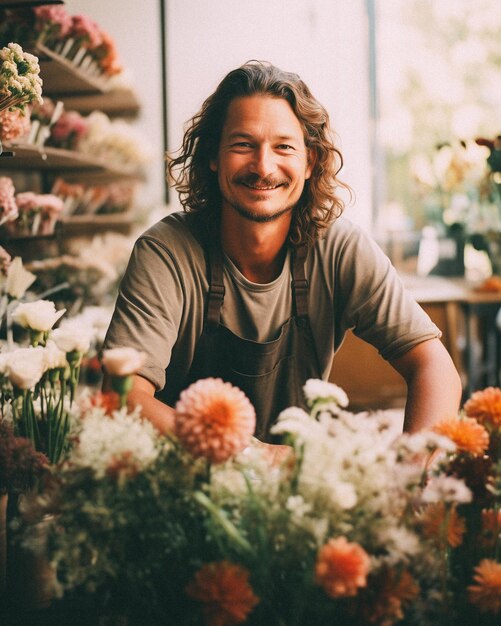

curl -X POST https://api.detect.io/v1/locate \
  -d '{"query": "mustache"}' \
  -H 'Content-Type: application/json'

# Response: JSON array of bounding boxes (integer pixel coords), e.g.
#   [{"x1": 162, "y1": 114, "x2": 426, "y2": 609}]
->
[{"x1": 235, "y1": 173, "x2": 290, "y2": 187}]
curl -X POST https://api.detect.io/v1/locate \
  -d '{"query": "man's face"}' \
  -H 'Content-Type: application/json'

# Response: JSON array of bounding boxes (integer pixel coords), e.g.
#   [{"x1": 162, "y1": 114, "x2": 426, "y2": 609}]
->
[{"x1": 210, "y1": 95, "x2": 313, "y2": 223}]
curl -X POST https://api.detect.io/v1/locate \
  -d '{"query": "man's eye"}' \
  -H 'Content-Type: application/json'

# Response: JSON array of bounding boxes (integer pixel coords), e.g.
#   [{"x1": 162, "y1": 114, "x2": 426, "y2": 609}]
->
[
  {"x1": 232, "y1": 142, "x2": 252, "y2": 148},
  {"x1": 277, "y1": 144, "x2": 294, "y2": 150}
]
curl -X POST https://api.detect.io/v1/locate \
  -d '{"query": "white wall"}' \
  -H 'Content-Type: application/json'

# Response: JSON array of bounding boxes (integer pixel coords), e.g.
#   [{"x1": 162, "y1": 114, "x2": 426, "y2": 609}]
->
[
  {"x1": 65, "y1": 0, "x2": 372, "y2": 229},
  {"x1": 167, "y1": 0, "x2": 373, "y2": 228}
]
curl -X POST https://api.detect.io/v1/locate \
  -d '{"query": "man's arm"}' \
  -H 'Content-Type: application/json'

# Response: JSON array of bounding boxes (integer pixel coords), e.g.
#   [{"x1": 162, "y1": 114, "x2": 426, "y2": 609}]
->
[
  {"x1": 390, "y1": 338, "x2": 462, "y2": 433},
  {"x1": 127, "y1": 375, "x2": 175, "y2": 435}
]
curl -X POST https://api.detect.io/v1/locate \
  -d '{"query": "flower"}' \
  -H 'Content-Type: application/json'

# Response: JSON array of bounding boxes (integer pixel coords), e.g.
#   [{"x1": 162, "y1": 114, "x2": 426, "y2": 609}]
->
[
  {"x1": 33, "y1": 5, "x2": 73, "y2": 43},
  {"x1": 480, "y1": 509, "x2": 501, "y2": 549},
  {"x1": 51, "y1": 320, "x2": 93, "y2": 354},
  {"x1": 419, "y1": 502, "x2": 466, "y2": 548},
  {"x1": 6, "y1": 346, "x2": 45, "y2": 389},
  {"x1": 303, "y1": 378, "x2": 349, "y2": 409},
  {"x1": 358, "y1": 568, "x2": 419, "y2": 626},
  {"x1": 464, "y1": 387, "x2": 501, "y2": 429},
  {"x1": 0, "y1": 420, "x2": 47, "y2": 494},
  {"x1": 101, "y1": 347, "x2": 146, "y2": 377},
  {"x1": 42, "y1": 339, "x2": 68, "y2": 371},
  {"x1": 468, "y1": 559, "x2": 501, "y2": 614},
  {"x1": 432, "y1": 415, "x2": 489, "y2": 456},
  {"x1": 422, "y1": 475, "x2": 472, "y2": 504},
  {"x1": 175, "y1": 378, "x2": 256, "y2": 464},
  {"x1": 0, "y1": 107, "x2": 31, "y2": 142},
  {"x1": 12, "y1": 299, "x2": 66, "y2": 332},
  {"x1": 185, "y1": 561, "x2": 259, "y2": 626},
  {"x1": 0, "y1": 176, "x2": 19, "y2": 226},
  {"x1": 0, "y1": 246, "x2": 11, "y2": 275},
  {"x1": 315, "y1": 536, "x2": 371, "y2": 598},
  {"x1": 0, "y1": 43, "x2": 43, "y2": 113},
  {"x1": 3, "y1": 256, "x2": 36, "y2": 300},
  {"x1": 89, "y1": 391, "x2": 121, "y2": 415}
]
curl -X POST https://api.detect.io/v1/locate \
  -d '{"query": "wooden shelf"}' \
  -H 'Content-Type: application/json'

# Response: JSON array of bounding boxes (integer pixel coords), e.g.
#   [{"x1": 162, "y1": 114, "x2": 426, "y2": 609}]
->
[
  {"x1": 0, "y1": 0, "x2": 63, "y2": 6},
  {"x1": 61, "y1": 212, "x2": 136, "y2": 236},
  {"x1": 36, "y1": 42, "x2": 110, "y2": 96},
  {"x1": 59, "y1": 88, "x2": 141, "y2": 118},
  {"x1": 1, "y1": 142, "x2": 143, "y2": 181}
]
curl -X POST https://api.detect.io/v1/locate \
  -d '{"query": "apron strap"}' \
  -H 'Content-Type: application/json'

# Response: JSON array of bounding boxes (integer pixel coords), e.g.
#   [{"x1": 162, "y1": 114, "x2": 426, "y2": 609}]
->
[
  {"x1": 206, "y1": 232, "x2": 225, "y2": 328},
  {"x1": 292, "y1": 244, "x2": 309, "y2": 318}
]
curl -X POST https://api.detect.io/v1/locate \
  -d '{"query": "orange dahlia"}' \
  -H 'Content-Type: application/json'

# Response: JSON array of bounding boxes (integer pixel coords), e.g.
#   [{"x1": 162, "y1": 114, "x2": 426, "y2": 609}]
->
[
  {"x1": 175, "y1": 378, "x2": 256, "y2": 464},
  {"x1": 419, "y1": 502, "x2": 466, "y2": 548},
  {"x1": 464, "y1": 387, "x2": 501, "y2": 429},
  {"x1": 432, "y1": 416, "x2": 489, "y2": 456},
  {"x1": 185, "y1": 561, "x2": 259, "y2": 626},
  {"x1": 315, "y1": 536, "x2": 371, "y2": 598},
  {"x1": 360, "y1": 569, "x2": 419, "y2": 625},
  {"x1": 468, "y1": 559, "x2": 501, "y2": 614}
]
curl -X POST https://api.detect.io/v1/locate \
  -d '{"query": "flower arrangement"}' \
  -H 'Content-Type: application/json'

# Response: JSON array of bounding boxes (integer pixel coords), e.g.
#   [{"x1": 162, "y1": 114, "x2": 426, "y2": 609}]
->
[
  {"x1": 17, "y1": 377, "x2": 501, "y2": 625},
  {"x1": 0, "y1": 42, "x2": 43, "y2": 115},
  {"x1": 412, "y1": 137, "x2": 501, "y2": 276}
]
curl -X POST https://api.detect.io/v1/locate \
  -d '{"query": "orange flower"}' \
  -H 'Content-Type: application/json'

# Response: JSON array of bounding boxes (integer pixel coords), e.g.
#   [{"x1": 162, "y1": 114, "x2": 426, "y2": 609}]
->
[
  {"x1": 185, "y1": 561, "x2": 259, "y2": 626},
  {"x1": 419, "y1": 502, "x2": 466, "y2": 548},
  {"x1": 433, "y1": 416, "x2": 489, "y2": 456},
  {"x1": 315, "y1": 536, "x2": 371, "y2": 598},
  {"x1": 464, "y1": 387, "x2": 501, "y2": 429},
  {"x1": 175, "y1": 378, "x2": 255, "y2": 464},
  {"x1": 468, "y1": 559, "x2": 501, "y2": 614},
  {"x1": 360, "y1": 568, "x2": 419, "y2": 625},
  {"x1": 90, "y1": 391, "x2": 121, "y2": 415}
]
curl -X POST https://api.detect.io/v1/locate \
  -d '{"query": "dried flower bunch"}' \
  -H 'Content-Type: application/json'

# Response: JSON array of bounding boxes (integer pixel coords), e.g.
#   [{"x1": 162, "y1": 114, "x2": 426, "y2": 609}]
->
[
  {"x1": 18, "y1": 378, "x2": 501, "y2": 625},
  {"x1": 0, "y1": 42, "x2": 42, "y2": 114}
]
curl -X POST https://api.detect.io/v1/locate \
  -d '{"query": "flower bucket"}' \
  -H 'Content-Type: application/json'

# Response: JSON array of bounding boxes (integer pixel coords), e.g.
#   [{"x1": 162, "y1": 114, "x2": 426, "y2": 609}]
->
[{"x1": 7, "y1": 514, "x2": 57, "y2": 611}]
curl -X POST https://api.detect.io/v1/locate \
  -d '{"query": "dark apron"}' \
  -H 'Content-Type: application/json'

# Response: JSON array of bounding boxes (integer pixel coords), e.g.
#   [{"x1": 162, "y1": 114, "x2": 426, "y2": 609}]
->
[{"x1": 177, "y1": 227, "x2": 322, "y2": 442}]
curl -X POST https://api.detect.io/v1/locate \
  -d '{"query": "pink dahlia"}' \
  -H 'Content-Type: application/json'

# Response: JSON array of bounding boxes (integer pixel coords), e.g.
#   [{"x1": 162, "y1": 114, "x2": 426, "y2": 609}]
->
[{"x1": 175, "y1": 378, "x2": 256, "y2": 464}]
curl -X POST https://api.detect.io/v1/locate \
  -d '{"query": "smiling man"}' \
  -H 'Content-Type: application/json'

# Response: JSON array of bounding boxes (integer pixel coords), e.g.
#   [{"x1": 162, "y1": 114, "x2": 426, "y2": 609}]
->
[{"x1": 104, "y1": 61, "x2": 461, "y2": 439}]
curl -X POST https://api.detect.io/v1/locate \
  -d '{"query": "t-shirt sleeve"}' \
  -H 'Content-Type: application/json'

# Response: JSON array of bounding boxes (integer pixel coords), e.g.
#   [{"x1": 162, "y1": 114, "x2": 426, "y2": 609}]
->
[
  {"x1": 336, "y1": 224, "x2": 441, "y2": 361},
  {"x1": 103, "y1": 236, "x2": 184, "y2": 390}
]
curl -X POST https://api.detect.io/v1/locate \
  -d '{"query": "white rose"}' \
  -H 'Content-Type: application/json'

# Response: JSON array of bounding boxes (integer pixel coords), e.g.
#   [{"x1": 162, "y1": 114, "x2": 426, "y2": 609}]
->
[
  {"x1": 51, "y1": 321, "x2": 93, "y2": 354},
  {"x1": 12, "y1": 300, "x2": 66, "y2": 332},
  {"x1": 101, "y1": 347, "x2": 146, "y2": 376},
  {"x1": 6, "y1": 347, "x2": 45, "y2": 389},
  {"x1": 43, "y1": 340, "x2": 68, "y2": 371},
  {"x1": 4, "y1": 257, "x2": 36, "y2": 300}
]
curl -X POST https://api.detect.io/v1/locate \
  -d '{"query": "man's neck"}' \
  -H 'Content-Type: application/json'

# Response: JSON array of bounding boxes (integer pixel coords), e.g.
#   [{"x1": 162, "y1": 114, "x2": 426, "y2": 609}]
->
[{"x1": 220, "y1": 210, "x2": 291, "y2": 284}]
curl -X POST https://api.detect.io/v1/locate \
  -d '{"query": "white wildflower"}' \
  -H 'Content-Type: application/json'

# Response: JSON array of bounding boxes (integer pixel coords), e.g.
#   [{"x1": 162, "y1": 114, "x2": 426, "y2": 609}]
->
[{"x1": 422, "y1": 475, "x2": 472, "y2": 504}]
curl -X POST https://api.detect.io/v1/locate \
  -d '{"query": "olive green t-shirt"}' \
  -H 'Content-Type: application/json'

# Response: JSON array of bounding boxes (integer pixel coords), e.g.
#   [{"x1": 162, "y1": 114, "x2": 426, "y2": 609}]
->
[{"x1": 104, "y1": 212, "x2": 440, "y2": 401}]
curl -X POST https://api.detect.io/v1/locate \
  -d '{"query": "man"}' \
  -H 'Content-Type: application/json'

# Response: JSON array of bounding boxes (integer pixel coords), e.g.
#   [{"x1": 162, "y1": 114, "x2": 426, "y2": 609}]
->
[{"x1": 104, "y1": 61, "x2": 461, "y2": 439}]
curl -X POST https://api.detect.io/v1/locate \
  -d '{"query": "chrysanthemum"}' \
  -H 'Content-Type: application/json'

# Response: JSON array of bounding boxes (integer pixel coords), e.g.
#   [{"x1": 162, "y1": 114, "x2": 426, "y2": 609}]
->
[
  {"x1": 185, "y1": 561, "x2": 259, "y2": 626},
  {"x1": 468, "y1": 559, "x2": 501, "y2": 614},
  {"x1": 464, "y1": 387, "x2": 501, "y2": 429},
  {"x1": 359, "y1": 568, "x2": 419, "y2": 625},
  {"x1": 175, "y1": 378, "x2": 255, "y2": 464},
  {"x1": 419, "y1": 502, "x2": 466, "y2": 548},
  {"x1": 432, "y1": 416, "x2": 489, "y2": 456},
  {"x1": 315, "y1": 536, "x2": 371, "y2": 598}
]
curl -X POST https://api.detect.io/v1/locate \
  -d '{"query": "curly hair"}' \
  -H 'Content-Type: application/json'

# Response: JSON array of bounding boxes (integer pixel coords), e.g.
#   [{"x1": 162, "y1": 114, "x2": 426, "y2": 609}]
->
[{"x1": 167, "y1": 61, "x2": 350, "y2": 246}]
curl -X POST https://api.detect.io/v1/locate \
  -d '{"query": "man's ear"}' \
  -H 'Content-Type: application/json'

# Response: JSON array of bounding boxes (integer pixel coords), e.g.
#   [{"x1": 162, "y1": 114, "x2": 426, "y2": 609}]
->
[
  {"x1": 209, "y1": 159, "x2": 218, "y2": 172},
  {"x1": 305, "y1": 148, "x2": 316, "y2": 180}
]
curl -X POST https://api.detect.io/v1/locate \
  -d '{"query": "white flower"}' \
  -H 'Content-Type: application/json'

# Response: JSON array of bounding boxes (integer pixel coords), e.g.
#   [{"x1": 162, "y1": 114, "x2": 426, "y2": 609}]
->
[
  {"x1": 303, "y1": 379, "x2": 349, "y2": 408},
  {"x1": 422, "y1": 475, "x2": 472, "y2": 504},
  {"x1": 12, "y1": 300, "x2": 66, "y2": 332},
  {"x1": 101, "y1": 347, "x2": 146, "y2": 376},
  {"x1": 70, "y1": 406, "x2": 160, "y2": 478},
  {"x1": 3, "y1": 257, "x2": 36, "y2": 300},
  {"x1": 6, "y1": 346, "x2": 45, "y2": 389},
  {"x1": 286, "y1": 495, "x2": 312, "y2": 518},
  {"x1": 43, "y1": 340, "x2": 68, "y2": 370},
  {"x1": 377, "y1": 526, "x2": 421, "y2": 562},
  {"x1": 51, "y1": 321, "x2": 93, "y2": 354}
]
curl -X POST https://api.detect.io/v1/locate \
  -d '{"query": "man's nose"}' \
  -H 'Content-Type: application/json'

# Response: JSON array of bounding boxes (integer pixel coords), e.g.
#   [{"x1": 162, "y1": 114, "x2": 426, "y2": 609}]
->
[{"x1": 249, "y1": 146, "x2": 277, "y2": 177}]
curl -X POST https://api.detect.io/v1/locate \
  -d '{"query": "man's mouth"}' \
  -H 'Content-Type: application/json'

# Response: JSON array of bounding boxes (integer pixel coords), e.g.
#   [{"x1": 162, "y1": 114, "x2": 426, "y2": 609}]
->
[{"x1": 239, "y1": 178, "x2": 288, "y2": 191}]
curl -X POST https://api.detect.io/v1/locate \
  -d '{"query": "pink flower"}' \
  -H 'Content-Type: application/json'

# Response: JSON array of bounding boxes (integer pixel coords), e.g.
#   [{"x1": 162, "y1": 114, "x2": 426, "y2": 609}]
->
[
  {"x1": 315, "y1": 537, "x2": 371, "y2": 598},
  {"x1": 33, "y1": 6, "x2": 73, "y2": 40},
  {"x1": 70, "y1": 15, "x2": 103, "y2": 49},
  {"x1": 175, "y1": 378, "x2": 256, "y2": 464},
  {"x1": 0, "y1": 108, "x2": 31, "y2": 142},
  {"x1": 15, "y1": 191, "x2": 40, "y2": 213},
  {"x1": 0, "y1": 177, "x2": 19, "y2": 225},
  {"x1": 0, "y1": 246, "x2": 11, "y2": 275},
  {"x1": 50, "y1": 111, "x2": 88, "y2": 147}
]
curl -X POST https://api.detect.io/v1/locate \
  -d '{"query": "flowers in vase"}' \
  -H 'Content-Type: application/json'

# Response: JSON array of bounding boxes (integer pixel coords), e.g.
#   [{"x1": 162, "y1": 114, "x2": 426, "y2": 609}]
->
[{"x1": 0, "y1": 43, "x2": 43, "y2": 114}]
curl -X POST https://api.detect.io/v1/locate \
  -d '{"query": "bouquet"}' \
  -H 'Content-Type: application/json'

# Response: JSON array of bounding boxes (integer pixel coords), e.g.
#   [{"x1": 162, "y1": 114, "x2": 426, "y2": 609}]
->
[
  {"x1": 17, "y1": 374, "x2": 501, "y2": 625},
  {"x1": 0, "y1": 42, "x2": 43, "y2": 115}
]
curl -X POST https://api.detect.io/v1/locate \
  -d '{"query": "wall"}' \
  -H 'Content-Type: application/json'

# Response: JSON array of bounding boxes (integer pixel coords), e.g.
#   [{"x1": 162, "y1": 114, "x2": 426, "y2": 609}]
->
[{"x1": 65, "y1": 0, "x2": 372, "y2": 229}]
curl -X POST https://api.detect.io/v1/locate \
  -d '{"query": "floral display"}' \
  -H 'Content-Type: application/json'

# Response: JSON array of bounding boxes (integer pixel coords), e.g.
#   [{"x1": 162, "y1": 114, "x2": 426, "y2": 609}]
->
[
  {"x1": 52, "y1": 177, "x2": 137, "y2": 216},
  {"x1": 0, "y1": 42, "x2": 43, "y2": 114},
  {"x1": 412, "y1": 137, "x2": 501, "y2": 275},
  {"x1": 48, "y1": 109, "x2": 88, "y2": 151},
  {"x1": 0, "y1": 176, "x2": 19, "y2": 226},
  {"x1": 33, "y1": 5, "x2": 72, "y2": 47},
  {"x1": 10, "y1": 191, "x2": 64, "y2": 236},
  {"x1": 15, "y1": 378, "x2": 501, "y2": 625},
  {"x1": 0, "y1": 106, "x2": 30, "y2": 143}
]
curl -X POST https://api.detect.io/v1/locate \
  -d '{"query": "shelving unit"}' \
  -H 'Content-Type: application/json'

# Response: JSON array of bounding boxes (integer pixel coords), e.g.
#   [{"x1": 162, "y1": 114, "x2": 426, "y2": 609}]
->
[{"x1": 0, "y1": 1, "x2": 63, "y2": 7}]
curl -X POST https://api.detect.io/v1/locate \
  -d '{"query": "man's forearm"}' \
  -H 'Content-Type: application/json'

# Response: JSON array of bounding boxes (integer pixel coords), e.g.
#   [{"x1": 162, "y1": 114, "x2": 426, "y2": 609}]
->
[{"x1": 127, "y1": 388, "x2": 176, "y2": 435}]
